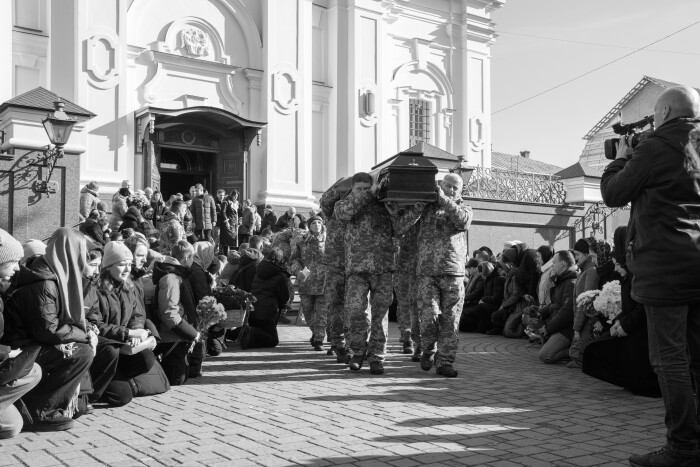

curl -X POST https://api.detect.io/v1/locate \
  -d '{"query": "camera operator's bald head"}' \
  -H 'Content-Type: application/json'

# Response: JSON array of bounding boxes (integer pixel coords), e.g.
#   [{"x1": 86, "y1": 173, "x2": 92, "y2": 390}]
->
[{"x1": 654, "y1": 86, "x2": 700, "y2": 128}]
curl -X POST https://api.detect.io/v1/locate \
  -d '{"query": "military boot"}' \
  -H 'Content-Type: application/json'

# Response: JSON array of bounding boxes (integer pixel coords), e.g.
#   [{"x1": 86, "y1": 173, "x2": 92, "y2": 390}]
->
[
  {"x1": 369, "y1": 361, "x2": 384, "y2": 375},
  {"x1": 436, "y1": 364, "x2": 458, "y2": 378},
  {"x1": 335, "y1": 347, "x2": 352, "y2": 364},
  {"x1": 349, "y1": 353, "x2": 365, "y2": 371},
  {"x1": 420, "y1": 352, "x2": 434, "y2": 371}
]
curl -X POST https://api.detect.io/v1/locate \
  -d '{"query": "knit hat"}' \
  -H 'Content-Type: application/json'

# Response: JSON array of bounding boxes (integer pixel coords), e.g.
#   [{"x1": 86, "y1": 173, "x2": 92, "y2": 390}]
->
[
  {"x1": 22, "y1": 239, "x2": 47, "y2": 260},
  {"x1": 102, "y1": 241, "x2": 133, "y2": 269},
  {"x1": 466, "y1": 258, "x2": 480, "y2": 269},
  {"x1": 574, "y1": 238, "x2": 590, "y2": 255},
  {"x1": 308, "y1": 215, "x2": 324, "y2": 224},
  {"x1": 0, "y1": 229, "x2": 24, "y2": 265}
]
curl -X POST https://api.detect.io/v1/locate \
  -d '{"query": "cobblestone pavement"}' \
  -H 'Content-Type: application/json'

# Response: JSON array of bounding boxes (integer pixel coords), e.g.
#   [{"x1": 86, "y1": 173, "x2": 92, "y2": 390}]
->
[{"x1": 1, "y1": 323, "x2": 664, "y2": 467}]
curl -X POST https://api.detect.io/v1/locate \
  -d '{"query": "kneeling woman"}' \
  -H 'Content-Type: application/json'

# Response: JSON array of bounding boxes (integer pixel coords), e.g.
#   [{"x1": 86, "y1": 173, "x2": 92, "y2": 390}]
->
[
  {"x1": 89, "y1": 242, "x2": 157, "y2": 406},
  {"x1": 241, "y1": 248, "x2": 290, "y2": 349}
]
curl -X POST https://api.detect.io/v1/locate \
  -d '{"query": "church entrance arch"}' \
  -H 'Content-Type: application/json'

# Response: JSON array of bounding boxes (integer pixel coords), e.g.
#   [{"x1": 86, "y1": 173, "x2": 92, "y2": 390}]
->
[{"x1": 135, "y1": 106, "x2": 265, "y2": 200}]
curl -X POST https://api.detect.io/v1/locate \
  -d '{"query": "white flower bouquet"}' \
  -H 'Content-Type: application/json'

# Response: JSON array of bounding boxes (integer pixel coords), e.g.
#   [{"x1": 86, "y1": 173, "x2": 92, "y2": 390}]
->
[
  {"x1": 576, "y1": 289, "x2": 601, "y2": 320},
  {"x1": 593, "y1": 280, "x2": 622, "y2": 323}
]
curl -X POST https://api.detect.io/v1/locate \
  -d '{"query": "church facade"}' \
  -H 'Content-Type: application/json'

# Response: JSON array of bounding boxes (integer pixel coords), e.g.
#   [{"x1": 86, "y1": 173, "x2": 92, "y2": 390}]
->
[{"x1": 3, "y1": 0, "x2": 503, "y2": 208}]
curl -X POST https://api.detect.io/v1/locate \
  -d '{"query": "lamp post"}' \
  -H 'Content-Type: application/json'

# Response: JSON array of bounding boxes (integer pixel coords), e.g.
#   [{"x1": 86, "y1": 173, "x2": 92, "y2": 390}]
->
[
  {"x1": 34, "y1": 100, "x2": 77, "y2": 195},
  {"x1": 450, "y1": 154, "x2": 475, "y2": 185}
]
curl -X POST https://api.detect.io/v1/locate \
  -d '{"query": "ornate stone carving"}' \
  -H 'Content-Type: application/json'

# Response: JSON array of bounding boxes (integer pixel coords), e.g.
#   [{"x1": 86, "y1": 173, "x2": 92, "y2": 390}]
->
[
  {"x1": 179, "y1": 26, "x2": 211, "y2": 57},
  {"x1": 86, "y1": 28, "x2": 120, "y2": 89},
  {"x1": 469, "y1": 115, "x2": 485, "y2": 150},
  {"x1": 272, "y1": 66, "x2": 300, "y2": 115}
]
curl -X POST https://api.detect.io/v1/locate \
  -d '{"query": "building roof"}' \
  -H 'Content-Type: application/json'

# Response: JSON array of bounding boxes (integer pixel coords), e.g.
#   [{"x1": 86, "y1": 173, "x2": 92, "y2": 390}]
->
[
  {"x1": 491, "y1": 151, "x2": 563, "y2": 175},
  {"x1": 555, "y1": 161, "x2": 604, "y2": 179},
  {"x1": 0, "y1": 87, "x2": 95, "y2": 117},
  {"x1": 402, "y1": 142, "x2": 459, "y2": 161},
  {"x1": 583, "y1": 76, "x2": 700, "y2": 140}
]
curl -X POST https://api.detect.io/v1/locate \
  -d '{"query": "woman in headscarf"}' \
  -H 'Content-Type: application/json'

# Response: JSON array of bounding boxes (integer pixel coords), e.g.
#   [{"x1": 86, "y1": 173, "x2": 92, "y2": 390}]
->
[
  {"x1": 1, "y1": 228, "x2": 96, "y2": 432},
  {"x1": 582, "y1": 227, "x2": 661, "y2": 397},
  {"x1": 186, "y1": 241, "x2": 217, "y2": 376}
]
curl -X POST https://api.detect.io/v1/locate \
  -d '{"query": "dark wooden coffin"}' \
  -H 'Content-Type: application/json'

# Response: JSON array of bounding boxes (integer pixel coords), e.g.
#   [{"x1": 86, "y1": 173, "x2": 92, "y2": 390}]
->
[{"x1": 370, "y1": 151, "x2": 438, "y2": 205}]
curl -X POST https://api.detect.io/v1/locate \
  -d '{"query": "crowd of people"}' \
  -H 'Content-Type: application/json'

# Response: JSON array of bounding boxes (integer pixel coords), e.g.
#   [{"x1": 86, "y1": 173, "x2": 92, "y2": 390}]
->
[{"x1": 1, "y1": 85, "x2": 699, "y2": 467}]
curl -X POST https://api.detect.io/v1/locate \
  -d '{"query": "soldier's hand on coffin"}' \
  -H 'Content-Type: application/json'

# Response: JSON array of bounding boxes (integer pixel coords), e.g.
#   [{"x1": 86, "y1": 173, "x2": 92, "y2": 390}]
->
[
  {"x1": 370, "y1": 181, "x2": 381, "y2": 196},
  {"x1": 414, "y1": 201, "x2": 427, "y2": 212},
  {"x1": 385, "y1": 201, "x2": 399, "y2": 215}
]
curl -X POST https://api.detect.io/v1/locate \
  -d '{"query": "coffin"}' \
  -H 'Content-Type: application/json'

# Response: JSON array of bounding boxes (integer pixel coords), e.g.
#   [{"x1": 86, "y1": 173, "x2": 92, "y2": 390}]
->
[{"x1": 370, "y1": 151, "x2": 438, "y2": 205}]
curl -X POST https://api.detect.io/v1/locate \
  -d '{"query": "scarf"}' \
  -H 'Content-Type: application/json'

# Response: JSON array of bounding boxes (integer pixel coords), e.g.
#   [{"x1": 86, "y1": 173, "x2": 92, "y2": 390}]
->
[
  {"x1": 44, "y1": 227, "x2": 87, "y2": 332},
  {"x1": 192, "y1": 241, "x2": 215, "y2": 270}
]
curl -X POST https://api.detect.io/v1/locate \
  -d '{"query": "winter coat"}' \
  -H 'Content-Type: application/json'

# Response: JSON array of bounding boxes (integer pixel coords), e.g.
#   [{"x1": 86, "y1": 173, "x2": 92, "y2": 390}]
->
[
  {"x1": 573, "y1": 258, "x2": 599, "y2": 332},
  {"x1": 500, "y1": 266, "x2": 527, "y2": 311},
  {"x1": 503, "y1": 244, "x2": 540, "y2": 297},
  {"x1": 1, "y1": 258, "x2": 89, "y2": 348},
  {"x1": 89, "y1": 277, "x2": 139, "y2": 342},
  {"x1": 129, "y1": 268, "x2": 157, "y2": 337},
  {"x1": 119, "y1": 207, "x2": 147, "y2": 234},
  {"x1": 274, "y1": 213, "x2": 295, "y2": 233},
  {"x1": 232, "y1": 249, "x2": 263, "y2": 293},
  {"x1": 151, "y1": 200, "x2": 166, "y2": 226},
  {"x1": 80, "y1": 218, "x2": 107, "y2": 246},
  {"x1": 158, "y1": 211, "x2": 186, "y2": 255},
  {"x1": 480, "y1": 269, "x2": 505, "y2": 307},
  {"x1": 397, "y1": 222, "x2": 419, "y2": 271},
  {"x1": 152, "y1": 258, "x2": 198, "y2": 343},
  {"x1": 188, "y1": 262, "x2": 212, "y2": 305},
  {"x1": 601, "y1": 117, "x2": 700, "y2": 305},
  {"x1": 540, "y1": 269, "x2": 577, "y2": 339},
  {"x1": 261, "y1": 211, "x2": 278, "y2": 233},
  {"x1": 192, "y1": 194, "x2": 217, "y2": 230},
  {"x1": 239, "y1": 206, "x2": 256, "y2": 236},
  {"x1": 463, "y1": 273, "x2": 485, "y2": 306},
  {"x1": 183, "y1": 208, "x2": 194, "y2": 238},
  {"x1": 0, "y1": 292, "x2": 39, "y2": 386},
  {"x1": 405, "y1": 194, "x2": 473, "y2": 277},
  {"x1": 79, "y1": 186, "x2": 100, "y2": 220},
  {"x1": 250, "y1": 259, "x2": 291, "y2": 322},
  {"x1": 253, "y1": 210, "x2": 262, "y2": 234},
  {"x1": 110, "y1": 193, "x2": 129, "y2": 230},
  {"x1": 218, "y1": 199, "x2": 238, "y2": 247},
  {"x1": 320, "y1": 186, "x2": 347, "y2": 269},
  {"x1": 537, "y1": 262, "x2": 556, "y2": 306},
  {"x1": 334, "y1": 191, "x2": 409, "y2": 275},
  {"x1": 290, "y1": 230, "x2": 326, "y2": 296}
]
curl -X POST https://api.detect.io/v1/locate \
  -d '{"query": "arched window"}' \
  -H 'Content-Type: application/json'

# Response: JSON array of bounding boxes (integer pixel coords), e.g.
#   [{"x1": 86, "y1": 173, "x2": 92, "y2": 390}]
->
[{"x1": 409, "y1": 98, "x2": 431, "y2": 146}]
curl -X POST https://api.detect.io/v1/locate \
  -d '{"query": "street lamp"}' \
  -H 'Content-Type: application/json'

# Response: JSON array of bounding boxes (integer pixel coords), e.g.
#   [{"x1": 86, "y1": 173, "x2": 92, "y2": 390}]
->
[
  {"x1": 450, "y1": 154, "x2": 475, "y2": 185},
  {"x1": 35, "y1": 100, "x2": 77, "y2": 194}
]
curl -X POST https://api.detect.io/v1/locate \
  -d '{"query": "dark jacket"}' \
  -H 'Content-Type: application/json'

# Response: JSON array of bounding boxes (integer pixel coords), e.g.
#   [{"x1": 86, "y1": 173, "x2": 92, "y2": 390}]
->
[
  {"x1": 0, "y1": 293, "x2": 40, "y2": 386},
  {"x1": 188, "y1": 262, "x2": 212, "y2": 305},
  {"x1": 232, "y1": 249, "x2": 263, "y2": 293},
  {"x1": 90, "y1": 276, "x2": 138, "y2": 343},
  {"x1": 540, "y1": 269, "x2": 577, "y2": 340},
  {"x1": 250, "y1": 260, "x2": 291, "y2": 322},
  {"x1": 274, "y1": 213, "x2": 294, "y2": 233},
  {"x1": 1, "y1": 258, "x2": 89, "y2": 348},
  {"x1": 503, "y1": 244, "x2": 539, "y2": 298},
  {"x1": 152, "y1": 258, "x2": 198, "y2": 343},
  {"x1": 119, "y1": 207, "x2": 147, "y2": 234},
  {"x1": 463, "y1": 274, "x2": 485, "y2": 306},
  {"x1": 261, "y1": 211, "x2": 278, "y2": 233},
  {"x1": 80, "y1": 218, "x2": 107, "y2": 245},
  {"x1": 192, "y1": 194, "x2": 217, "y2": 230},
  {"x1": 480, "y1": 269, "x2": 505, "y2": 307},
  {"x1": 601, "y1": 117, "x2": 700, "y2": 306},
  {"x1": 79, "y1": 186, "x2": 100, "y2": 220},
  {"x1": 500, "y1": 266, "x2": 527, "y2": 310}
]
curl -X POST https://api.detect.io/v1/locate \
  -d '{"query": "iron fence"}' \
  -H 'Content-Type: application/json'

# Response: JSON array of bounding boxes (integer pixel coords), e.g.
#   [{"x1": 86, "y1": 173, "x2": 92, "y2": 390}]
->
[{"x1": 462, "y1": 167, "x2": 567, "y2": 205}]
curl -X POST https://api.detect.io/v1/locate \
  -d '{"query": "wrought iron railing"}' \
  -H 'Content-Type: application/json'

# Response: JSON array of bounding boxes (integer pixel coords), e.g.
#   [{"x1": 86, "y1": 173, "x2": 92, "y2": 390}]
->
[{"x1": 462, "y1": 167, "x2": 567, "y2": 205}]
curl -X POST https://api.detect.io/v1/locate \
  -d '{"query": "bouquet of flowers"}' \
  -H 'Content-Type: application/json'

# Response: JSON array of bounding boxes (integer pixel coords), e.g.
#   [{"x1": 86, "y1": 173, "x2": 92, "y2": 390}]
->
[
  {"x1": 194, "y1": 296, "x2": 226, "y2": 338},
  {"x1": 576, "y1": 289, "x2": 601, "y2": 320},
  {"x1": 213, "y1": 284, "x2": 257, "y2": 310},
  {"x1": 593, "y1": 280, "x2": 622, "y2": 324},
  {"x1": 522, "y1": 305, "x2": 546, "y2": 344}
]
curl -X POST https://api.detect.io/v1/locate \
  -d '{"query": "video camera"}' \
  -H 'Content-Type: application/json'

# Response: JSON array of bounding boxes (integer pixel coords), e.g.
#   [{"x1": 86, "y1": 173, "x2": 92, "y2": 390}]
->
[{"x1": 604, "y1": 115, "x2": 655, "y2": 160}]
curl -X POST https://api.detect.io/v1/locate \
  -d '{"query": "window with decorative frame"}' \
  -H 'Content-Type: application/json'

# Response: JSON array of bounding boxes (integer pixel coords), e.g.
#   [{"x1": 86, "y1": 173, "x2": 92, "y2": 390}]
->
[{"x1": 409, "y1": 98, "x2": 431, "y2": 146}]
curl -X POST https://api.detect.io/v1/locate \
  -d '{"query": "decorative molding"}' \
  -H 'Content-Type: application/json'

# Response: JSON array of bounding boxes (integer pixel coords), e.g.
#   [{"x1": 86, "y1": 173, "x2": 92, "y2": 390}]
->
[
  {"x1": 271, "y1": 65, "x2": 300, "y2": 115},
  {"x1": 141, "y1": 50, "x2": 242, "y2": 112},
  {"x1": 179, "y1": 26, "x2": 212, "y2": 58},
  {"x1": 155, "y1": 17, "x2": 230, "y2": 64},
  {"x1": 379, "y1": 0, "x2": 402, "y2": 24},
  {"x1": 469, "y1": 114, "x2": 486, "y2": 150},
  {"x1": 359, "y1": 84, "x2": 378, "y2": 127},
  {"x1": 244, "y1": 68, "x2": 264, "y2": 91},
  {"x1": 442, "y1": 108, "x2": 455, "y2": 130},
  {"x1": 85, "y1": 27, "x2": 121, "y2": 89}
]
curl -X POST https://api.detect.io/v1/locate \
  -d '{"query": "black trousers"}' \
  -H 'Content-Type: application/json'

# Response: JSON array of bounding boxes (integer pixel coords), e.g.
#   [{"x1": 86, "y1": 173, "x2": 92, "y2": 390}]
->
[
  {"x1": 195, "y1": 229, "x2": 212, "y2": 242},
  {"x1": 247, "y1": 319, "x2": 279, "y2": 349},
  {"x1": 155, "y1": 342, "x2": 191, "y2": 386},
  {"x1": 22, "y1": 344, "x2": 93, "y2": 422},
  {"x1": 89, "y1": 344, "x2": 120, "y2": 401},
  {"x1": 101, "y1": 349, "x2": 157, "y2": 407}
]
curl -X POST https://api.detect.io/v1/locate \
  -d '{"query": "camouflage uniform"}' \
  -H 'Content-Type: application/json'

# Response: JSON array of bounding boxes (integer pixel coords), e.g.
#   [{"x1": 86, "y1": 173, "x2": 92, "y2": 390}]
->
[
  {"x1": 411, "y1": 194, "x2": 473, "y2": 368},
  {"x1": 334, "y1": 190, "x2": 414, "y2": 363},
  {"x1": 395, "y1": 222, "x2": 420, "y2": 350},
  {"x1": 320, "y1": 186, "x2": 349, "y2": 351},
  {"x1": 290, "y1": 229, "x2": 327, "y2": 343}
]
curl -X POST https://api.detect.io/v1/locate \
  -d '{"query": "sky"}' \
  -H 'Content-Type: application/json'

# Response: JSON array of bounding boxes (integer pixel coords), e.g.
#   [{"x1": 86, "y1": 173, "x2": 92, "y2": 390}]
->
[{"x1": 489, "y1": 0, "x2": 700, "y2": 168}]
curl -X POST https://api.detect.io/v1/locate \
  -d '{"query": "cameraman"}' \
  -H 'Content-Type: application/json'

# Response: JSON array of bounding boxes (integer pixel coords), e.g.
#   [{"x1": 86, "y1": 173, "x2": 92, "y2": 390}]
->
[{"x1": 601, "y1": 85, "x2": 700, "y2": 467}]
